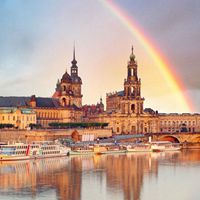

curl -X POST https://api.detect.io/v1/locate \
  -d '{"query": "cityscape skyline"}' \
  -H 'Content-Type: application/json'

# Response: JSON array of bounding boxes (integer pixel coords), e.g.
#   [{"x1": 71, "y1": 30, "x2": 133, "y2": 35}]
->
[{"x1": 0, "y1": 0, "x2": 200, "y2": 113}]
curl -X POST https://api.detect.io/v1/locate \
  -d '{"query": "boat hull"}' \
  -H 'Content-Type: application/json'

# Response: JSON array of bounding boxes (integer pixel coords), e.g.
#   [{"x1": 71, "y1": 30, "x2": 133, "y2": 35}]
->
[
  {"x1": 152, "y1": 147, "x2": 181, "y2": 152},
  {"x1": 126, "y1": 149, "x2": 152, "y2": 153},
  {"x1": 69, "y1": 151, "x2": 94, "y2": 156},
  {"x1": 97, "y1": 150, "x2": 126, "y2": 155},
  {"x1": 0, "y1": 155, "x2": 32, "y2": 161},
  {"x1": 151, "y1": 142, "x2": 181, "y2": 152}
]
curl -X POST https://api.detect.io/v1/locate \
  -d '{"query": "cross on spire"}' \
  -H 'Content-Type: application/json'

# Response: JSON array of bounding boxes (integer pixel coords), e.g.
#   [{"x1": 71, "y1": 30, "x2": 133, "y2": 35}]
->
[{"x1": 131, "y1": 45, "x2": 134, "y2": 55}]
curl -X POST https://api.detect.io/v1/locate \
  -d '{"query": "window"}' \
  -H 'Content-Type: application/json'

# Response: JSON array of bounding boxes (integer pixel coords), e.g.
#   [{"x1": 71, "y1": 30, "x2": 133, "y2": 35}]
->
[
  {"x1": 131, "y1": 104, "x2": 135, "y2": 113},
  {"x1": 62, "y1": 98, "x2": 67, "y2": 107}
]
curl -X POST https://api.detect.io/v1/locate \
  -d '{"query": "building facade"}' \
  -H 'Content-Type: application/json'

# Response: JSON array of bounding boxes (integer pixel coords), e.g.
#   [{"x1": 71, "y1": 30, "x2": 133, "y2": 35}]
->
[
  {"x1": 0, "y1": 107, "x2": 36, "y2": 129},
  {"x1": 82, "y1": 97, "x2": 104, "y2": 120},
  {"x1": 1, "y1": 46, "x2": 200, "y2": 133},
  {"x1": 88, "y1": 47, "x2": 200, "y2": 134},
  {"x1": 0, "y1": 48, "x2": 83, "y2": 129}
]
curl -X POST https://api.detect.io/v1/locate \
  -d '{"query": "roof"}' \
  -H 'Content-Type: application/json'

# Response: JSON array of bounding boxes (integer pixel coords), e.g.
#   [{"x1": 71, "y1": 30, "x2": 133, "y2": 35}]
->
[
  {"x1": 117, "y1": 91, "x2": 124, "y2": 96},
  {"x1": 35, "y1": 97, "x2": 60, "y2": 108},
  {"x1": 0, "y1": 107, "x2": 35, "y2": 114},
  {"x1": 107, "y1": 90, "x2": 124, "y2": 97},
  {"x1": 0, "y1": 96, "x2": 30, "y2": 107},
  {"x1": 61, "y1": 71, "x2": 72, "y2": 83},
  {"x1": 0, "y1": 96, "x2": 81, "y2": 110}
]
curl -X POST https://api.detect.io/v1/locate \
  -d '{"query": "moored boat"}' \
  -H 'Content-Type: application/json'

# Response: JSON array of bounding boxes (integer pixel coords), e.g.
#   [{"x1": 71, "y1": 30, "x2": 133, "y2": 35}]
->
[
  {"x1": 94, "y1": 145, "x2": 126, "y2": 155},
  {"x1": 69, "y1": 146, "x2": 94, "y2": 155},
  {"x1": 126, "y1": 143, "x2": 152, "y2": 152},
  {"x1": 0, "y1": 142, "x2": 70, "y2": 161},
  {"x1": 150, "y1": 141, "x2": 181, "y2": 152}
]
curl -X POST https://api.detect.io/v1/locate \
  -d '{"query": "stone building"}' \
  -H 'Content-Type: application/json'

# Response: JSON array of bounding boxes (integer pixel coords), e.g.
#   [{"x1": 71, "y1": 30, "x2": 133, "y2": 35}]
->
[
  {"x1": 82, "y1": 97, "x2": 104, "y2": 120},
  {"x1": 52, "y1": 48, "x2": 82, "y2": 108},
  {"x1": 88, "y1": 47, "x2": 200, "y2": 134},
  {"x1": 0, "y1": 48, "x2": 83, "y2": 128},
  {"x1": 1, "y1": 46, "x2": 200, "y2": 133},
  {"x1": 158, "y1": 113, "x2": 200, "y2": 133},
  {"x1": 0, "y1": 107, "x2": 36, "y2": 129},
  {"x1": 106, "y1": 47, "x2": 144, "y2": 115}
]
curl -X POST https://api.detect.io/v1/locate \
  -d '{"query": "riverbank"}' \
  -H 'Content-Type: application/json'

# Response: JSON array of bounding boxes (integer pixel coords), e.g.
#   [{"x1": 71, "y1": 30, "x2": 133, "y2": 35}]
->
[{"x1": 0, "y1": 129, "x2": 112, "y2": 143}]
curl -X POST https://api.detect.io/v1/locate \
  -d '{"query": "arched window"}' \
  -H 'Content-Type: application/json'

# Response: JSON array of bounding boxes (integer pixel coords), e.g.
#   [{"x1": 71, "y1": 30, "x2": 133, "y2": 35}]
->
[
  {"x1": 62, "y1": 98, "x2": 67, "y2": 106},
  {"x1": 131, "y1": 104, "x2": 135, "y2": 113},
  {"x1": 131, "y1": 87, "x2": 135, "y2": 96}
]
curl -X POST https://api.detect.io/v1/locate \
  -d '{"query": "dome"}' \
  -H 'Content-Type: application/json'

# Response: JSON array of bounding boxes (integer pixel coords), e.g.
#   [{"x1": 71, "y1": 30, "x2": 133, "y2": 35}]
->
[
  {"x1": 71, "y1": 76, "x2": 82, "y2": 84},
  {"x1": 130, "y1": 46, "x2": 135, "y2": 61},
  {"x1": 61, "y1": 71, "x2": 72, "y2": 83},
  {"x1": 130, "y1": 53, "x2": 135, "y2": 61}
]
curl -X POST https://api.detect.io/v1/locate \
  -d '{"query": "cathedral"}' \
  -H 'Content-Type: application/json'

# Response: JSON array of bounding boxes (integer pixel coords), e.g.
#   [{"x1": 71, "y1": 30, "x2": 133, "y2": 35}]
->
[{"x1": 88, "y1": 47, "x2": 200, "y2": 134}]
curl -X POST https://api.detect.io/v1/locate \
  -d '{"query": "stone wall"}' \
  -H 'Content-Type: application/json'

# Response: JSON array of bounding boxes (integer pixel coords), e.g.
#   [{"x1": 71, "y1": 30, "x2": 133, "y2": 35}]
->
[{"x1": 0, "y1": 128, "x2": 112, "y2": 143}]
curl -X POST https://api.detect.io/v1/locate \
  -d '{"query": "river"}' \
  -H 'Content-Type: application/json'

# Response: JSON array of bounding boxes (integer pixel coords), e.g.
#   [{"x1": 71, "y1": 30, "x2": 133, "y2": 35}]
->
[{"x1": 0, "y1": 150, "x2": 200, "y2": 200}]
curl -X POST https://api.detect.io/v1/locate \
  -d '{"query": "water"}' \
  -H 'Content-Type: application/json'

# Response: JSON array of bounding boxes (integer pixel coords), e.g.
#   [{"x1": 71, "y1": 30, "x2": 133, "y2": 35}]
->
[{"x1": 0, "y1": 150, "x2": 200, "y2": 200}]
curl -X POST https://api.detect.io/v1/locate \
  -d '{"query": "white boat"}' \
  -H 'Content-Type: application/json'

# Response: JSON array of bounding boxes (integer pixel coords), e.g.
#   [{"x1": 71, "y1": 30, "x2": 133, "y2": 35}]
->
[
  {"x1": 150, "y1": 141, "x2": 181, "y2": 152},
  {"x1": 0, "y1": 142, "x2": 70, "y2": 161},
  {"x1": 126, "y1": 144, "x2": 152, "y2": 152}
]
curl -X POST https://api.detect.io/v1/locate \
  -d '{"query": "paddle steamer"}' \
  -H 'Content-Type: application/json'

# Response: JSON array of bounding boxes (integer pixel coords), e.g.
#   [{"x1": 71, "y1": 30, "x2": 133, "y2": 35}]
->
[{"x1": 0, "y1": 142, "x2": 70, "y2": 161}]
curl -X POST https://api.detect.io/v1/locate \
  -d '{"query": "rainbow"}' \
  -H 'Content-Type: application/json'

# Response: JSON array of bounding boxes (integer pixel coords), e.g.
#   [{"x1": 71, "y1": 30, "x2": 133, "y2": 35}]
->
[{"x1": 99, "y1": 0, "x2": 194, "y2": 112}]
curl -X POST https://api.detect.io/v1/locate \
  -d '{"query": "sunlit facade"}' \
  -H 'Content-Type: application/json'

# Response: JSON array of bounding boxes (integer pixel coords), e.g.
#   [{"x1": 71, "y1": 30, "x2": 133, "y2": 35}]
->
[
  {"x1": 0, "y1": 47, "x2": 200, "y2": 132},
  {"x1": 89, "y1": 47, "x2": 200, "y2": 134},
  {"x1": 0, "y1": 107, "x2": 36, "y2": 129}
]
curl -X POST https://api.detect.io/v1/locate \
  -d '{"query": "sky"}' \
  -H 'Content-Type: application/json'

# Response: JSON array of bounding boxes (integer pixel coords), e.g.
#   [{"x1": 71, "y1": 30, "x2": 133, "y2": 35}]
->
[{"x1": 0, "y1": 0, "x2": 200, "y2": 113}]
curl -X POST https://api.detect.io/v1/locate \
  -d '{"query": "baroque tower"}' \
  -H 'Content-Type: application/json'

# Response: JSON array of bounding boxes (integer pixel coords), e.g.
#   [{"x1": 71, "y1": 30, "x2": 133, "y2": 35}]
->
[
  {"x1": 53, "y1": 47, "x2": 82, "y2": 108},
  {"x1": 106, "y1": 46, "x2": 144, "y2": 115},
  {"x1": 122, "y1": 46, "x2": 144, "y2": 114}
]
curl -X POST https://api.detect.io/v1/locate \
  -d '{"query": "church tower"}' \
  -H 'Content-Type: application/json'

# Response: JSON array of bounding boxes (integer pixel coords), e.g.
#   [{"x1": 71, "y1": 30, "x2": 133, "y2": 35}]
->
[
  {"x1": 122, "y1": 46, "x2": 144, "y2": 114},
  {"x1": 53, "y1": 47, "x2": 82, "y2": 108},
  {"x1": 70, "y1": 46, "x2": 82, "y2": 107}
]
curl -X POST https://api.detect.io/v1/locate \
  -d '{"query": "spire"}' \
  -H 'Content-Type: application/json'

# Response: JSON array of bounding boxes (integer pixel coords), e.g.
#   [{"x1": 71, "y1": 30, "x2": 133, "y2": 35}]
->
[
  {"x1": 72, "y1": 42, "x2": 77, "y2": 65},
  {"x1": 71, "y1": 44, "x2": 79, "y2": 79},
  {"x1": 130, "y1": 45, "x2": 135, "y2": 61},
  {"x1": 73, "y1": 42, "x2": 75, "y2": 60}
]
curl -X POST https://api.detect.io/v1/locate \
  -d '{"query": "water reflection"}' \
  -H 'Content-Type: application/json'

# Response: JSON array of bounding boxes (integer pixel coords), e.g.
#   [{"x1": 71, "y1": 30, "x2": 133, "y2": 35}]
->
[{"x1": 0, "y1": 150, "x2": 200, "y2": 200}]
